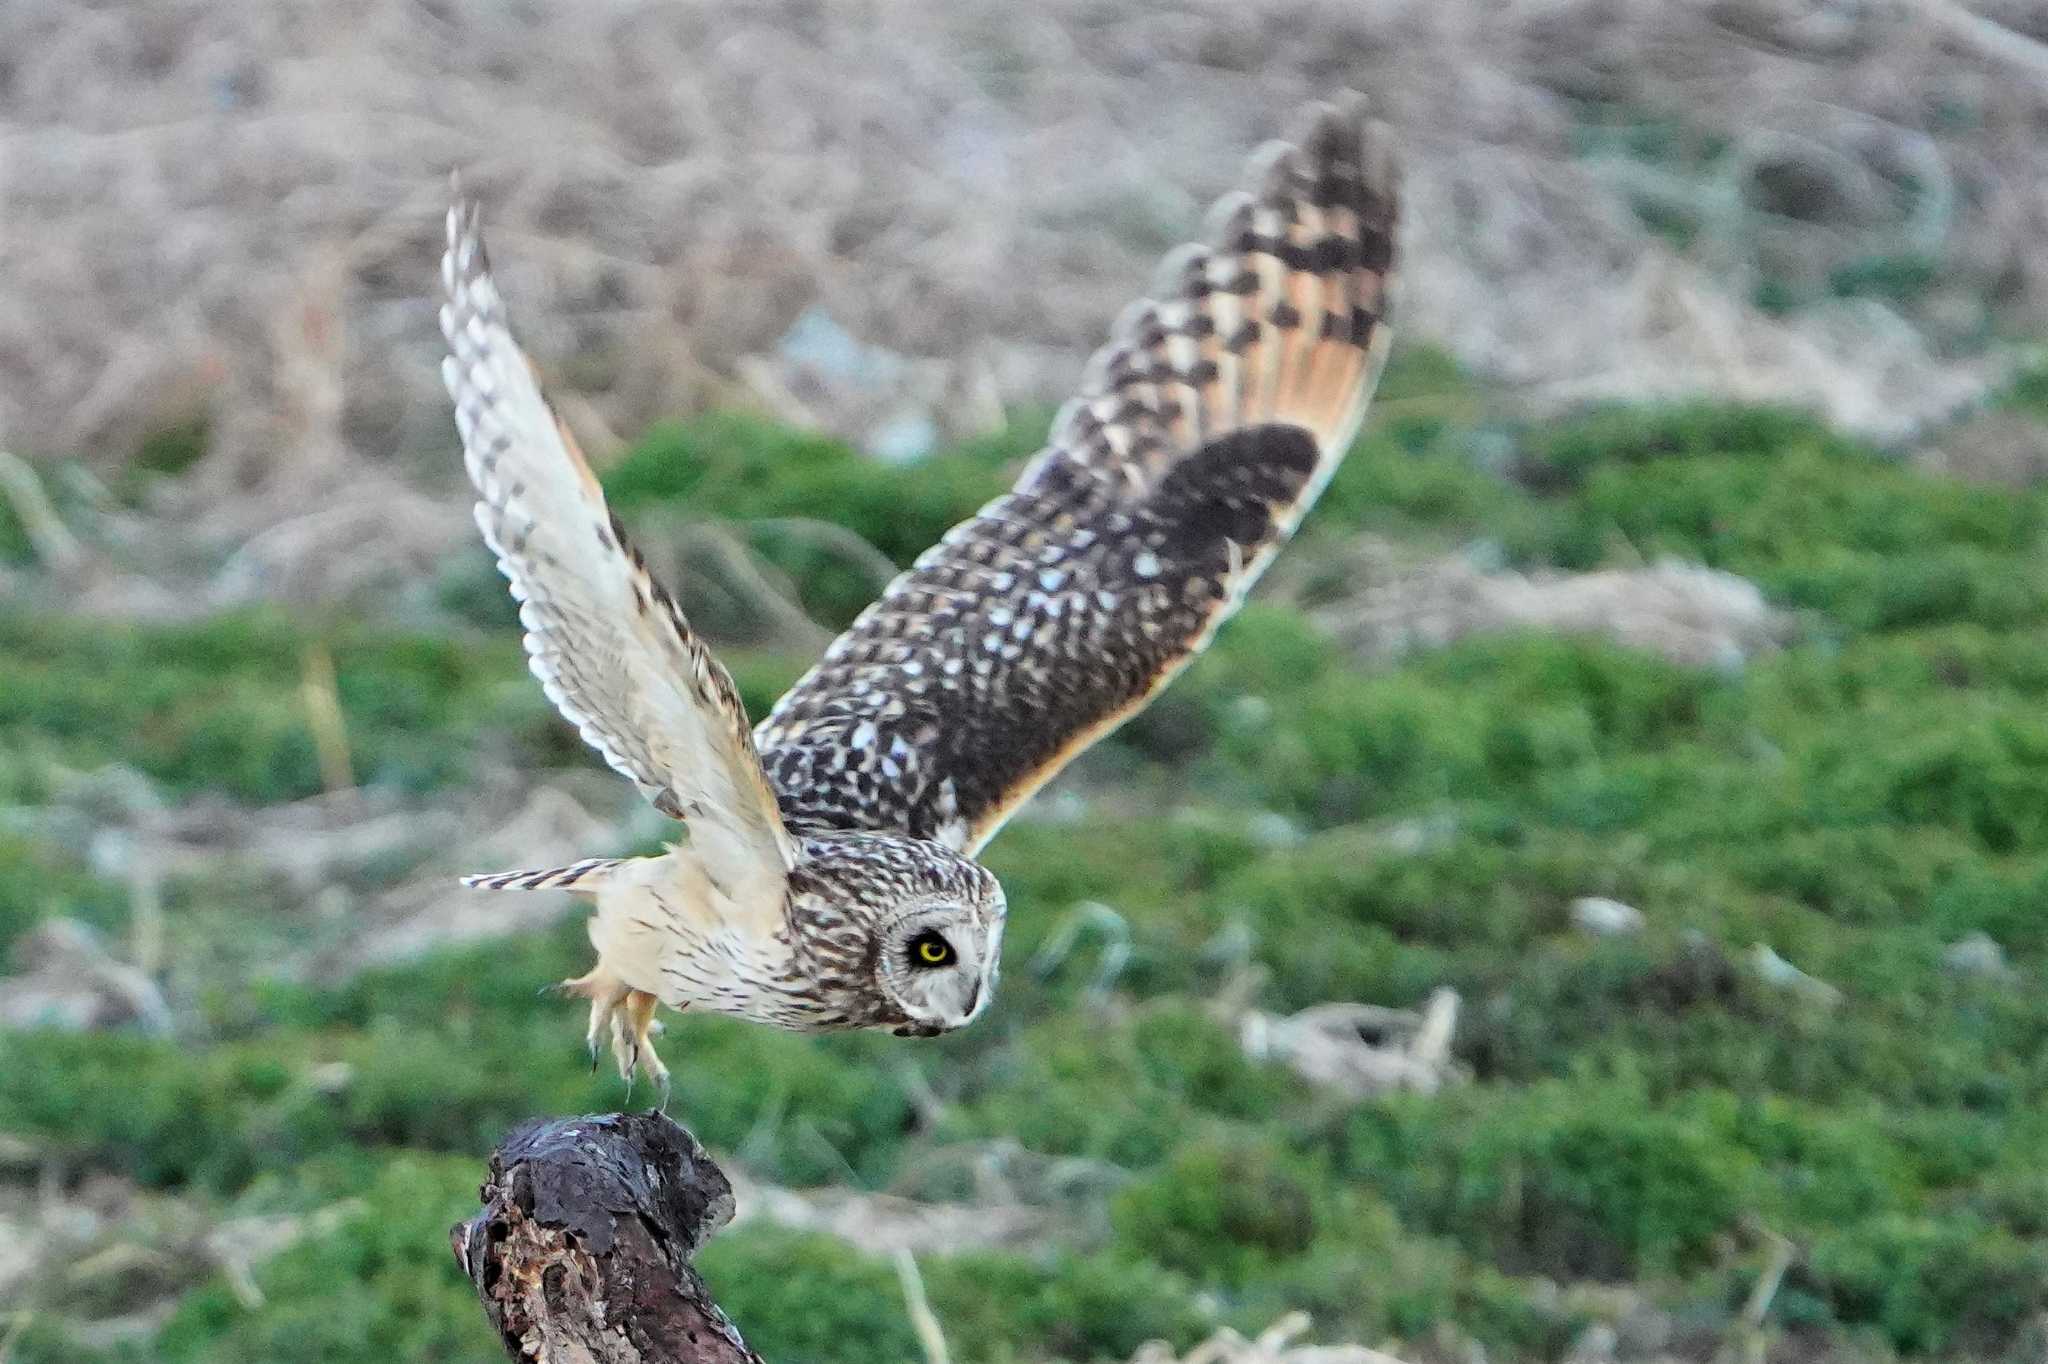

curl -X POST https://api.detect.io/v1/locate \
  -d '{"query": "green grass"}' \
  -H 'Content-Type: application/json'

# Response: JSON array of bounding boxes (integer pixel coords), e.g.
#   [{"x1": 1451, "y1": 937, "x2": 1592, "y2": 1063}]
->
[{"x1": 8, "y1": 370, "x2": 2048, "y2": 1360}]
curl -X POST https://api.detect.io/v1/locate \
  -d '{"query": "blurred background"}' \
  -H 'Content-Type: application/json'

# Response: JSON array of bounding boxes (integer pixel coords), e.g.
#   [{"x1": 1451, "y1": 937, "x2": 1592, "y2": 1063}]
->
[{"x1": 4, "y1": 1, "x2": 2048, "y2": 1360}]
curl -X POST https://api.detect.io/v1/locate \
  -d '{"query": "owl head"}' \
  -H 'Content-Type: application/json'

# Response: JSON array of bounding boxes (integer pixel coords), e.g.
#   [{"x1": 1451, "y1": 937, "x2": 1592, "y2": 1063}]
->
[
  {"x1": 789, "y1": 833, "x2": 1007, "y2": 1036},
  {"x1": 874, "y1": 894, "x2": 1006, "y2": 1036}
]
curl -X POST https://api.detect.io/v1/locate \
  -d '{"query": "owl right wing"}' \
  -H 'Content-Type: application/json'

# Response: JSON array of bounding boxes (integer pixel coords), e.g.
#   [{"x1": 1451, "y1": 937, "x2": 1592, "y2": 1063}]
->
[
  {"x1": 755, "y1": 95, "x2": 1398, "y2": 855},
  {"x1": 441, "y1": 198, "x2": 796, "y2": 898}
]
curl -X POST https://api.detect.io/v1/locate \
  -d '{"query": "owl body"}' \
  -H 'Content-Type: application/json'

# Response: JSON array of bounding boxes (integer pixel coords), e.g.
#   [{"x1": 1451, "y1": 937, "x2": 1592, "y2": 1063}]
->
[
  {"x1": 576, "y1": 851, "x2": 801, "y2": 1027},
  {"x1": 539, "y1": 832, "x2": 1003, "y2": 1048},
  {"x1": 440, "y1": 94, "x2": 1400, "y2": 1089}
]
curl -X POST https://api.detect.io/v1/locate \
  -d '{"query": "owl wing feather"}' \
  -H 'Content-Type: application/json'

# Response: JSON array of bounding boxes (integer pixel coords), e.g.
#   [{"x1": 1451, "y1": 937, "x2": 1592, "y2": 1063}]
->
[
  {"x1": 755, "y1": 94, "x2": 1399, "y2": 854},
  {"x1": 441, "y1": 199, "x2": 796, "y2": 895}
]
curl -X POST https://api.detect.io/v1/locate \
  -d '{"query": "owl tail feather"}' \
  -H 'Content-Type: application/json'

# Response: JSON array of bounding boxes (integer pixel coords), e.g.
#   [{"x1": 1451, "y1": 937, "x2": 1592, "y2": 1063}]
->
[{"x1": 461, "y1": 857, "x2": 632, "y2": 892}]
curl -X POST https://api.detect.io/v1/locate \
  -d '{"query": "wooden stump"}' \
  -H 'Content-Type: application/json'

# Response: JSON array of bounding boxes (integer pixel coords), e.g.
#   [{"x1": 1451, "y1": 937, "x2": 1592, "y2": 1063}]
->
[{"x1": 453, "y1": 1111, "x2": 764, "y2": 1364}]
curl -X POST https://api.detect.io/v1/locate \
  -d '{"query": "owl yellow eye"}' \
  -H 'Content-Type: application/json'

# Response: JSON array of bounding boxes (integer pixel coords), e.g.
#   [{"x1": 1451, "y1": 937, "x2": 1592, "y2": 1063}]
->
[{"x1": 909, "y1": 932, "x2": 954, "y2": 968}]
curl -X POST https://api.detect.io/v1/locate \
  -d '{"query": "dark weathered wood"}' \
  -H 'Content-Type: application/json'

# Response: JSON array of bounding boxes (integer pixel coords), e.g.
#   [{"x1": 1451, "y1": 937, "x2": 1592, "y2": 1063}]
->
[{"x1": 454, "y1": 1111, "x2": 765, "y2": 1364}]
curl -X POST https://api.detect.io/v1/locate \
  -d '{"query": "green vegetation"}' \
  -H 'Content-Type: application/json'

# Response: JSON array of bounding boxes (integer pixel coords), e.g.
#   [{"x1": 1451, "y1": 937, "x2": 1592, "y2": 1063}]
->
[
  {"x1": 6, "y1": 353, "x2": 2048, "y2": 1360},
  {"x1": 601, "y1": 410, "x2": 1045, "y2": 627}
]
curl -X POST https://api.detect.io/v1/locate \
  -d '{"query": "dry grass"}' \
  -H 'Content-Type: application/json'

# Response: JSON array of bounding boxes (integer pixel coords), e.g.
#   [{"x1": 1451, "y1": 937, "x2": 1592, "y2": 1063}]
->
[
  {"x1": 3, "y1": 0, "x2": 2044, "y2": 517},
  {"x1": 1130, "y1": 1313, "x2": 1413, "y2": 1364}
]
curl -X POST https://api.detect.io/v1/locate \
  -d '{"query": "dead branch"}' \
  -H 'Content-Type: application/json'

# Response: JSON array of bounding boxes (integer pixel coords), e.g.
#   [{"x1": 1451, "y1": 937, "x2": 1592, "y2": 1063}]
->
[
  {"x1": 456, "y1": 1112, "x2": 1406, "y2": 1364},
  {"x1": 454, "y1": 1111, "x2": 763, "y2": 1364}
]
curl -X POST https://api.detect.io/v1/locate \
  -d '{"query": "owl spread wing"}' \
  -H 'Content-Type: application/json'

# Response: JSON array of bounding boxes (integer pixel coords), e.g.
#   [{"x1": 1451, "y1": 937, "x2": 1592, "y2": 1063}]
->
[
  {"x1": 441, "y1": 199, "x2": 797, "y2": 893},
  {"x1": 755, "y1": 95, "x2": 1399, "y2": 855}
]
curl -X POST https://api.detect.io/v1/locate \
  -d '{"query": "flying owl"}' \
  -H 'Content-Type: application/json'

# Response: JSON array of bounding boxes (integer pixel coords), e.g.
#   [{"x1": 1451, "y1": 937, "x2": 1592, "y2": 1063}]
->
[{"x1": 441, "y1": 94, "x2": 1399, "y2": 1095}]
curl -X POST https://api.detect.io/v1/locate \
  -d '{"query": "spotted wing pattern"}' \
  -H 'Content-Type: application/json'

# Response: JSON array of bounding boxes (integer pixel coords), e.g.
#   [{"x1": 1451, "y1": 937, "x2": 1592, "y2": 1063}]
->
[
  {"x1": 755, "y1": 95, "x2": 1399, "y2": 854},
  {"x1": 441, "y1": 200, "x2": 796, "y2": 892}
]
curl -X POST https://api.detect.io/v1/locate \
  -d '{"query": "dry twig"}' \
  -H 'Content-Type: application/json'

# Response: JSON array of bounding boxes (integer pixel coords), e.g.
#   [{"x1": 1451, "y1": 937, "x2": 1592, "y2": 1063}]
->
[
  {"x1": 299, "y1": 644, "x2": 357, "y2": 796},
  {"x1": 0, "y1": 450, "x2": 83, "y2": 574},
  {"x1": 893, "y1": 1250, "x2": 953, "y2": 1364}
]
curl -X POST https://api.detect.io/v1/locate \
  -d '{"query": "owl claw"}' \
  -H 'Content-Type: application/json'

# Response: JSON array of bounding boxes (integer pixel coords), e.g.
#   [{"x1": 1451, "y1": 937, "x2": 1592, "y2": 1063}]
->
[
  {"x1": 615, "y1": 989, "x2": 669, "y2": 1103},
  {"x1": 549, "y1": 965, "x2": 667, "y2": 1103},
  {"x1": 553, "y1": 965, "x2": 630, "y2": 1082}
]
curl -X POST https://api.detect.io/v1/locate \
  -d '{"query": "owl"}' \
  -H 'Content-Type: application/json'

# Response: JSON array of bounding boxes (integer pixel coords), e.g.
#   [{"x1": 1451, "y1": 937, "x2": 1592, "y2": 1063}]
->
[{"x1": 441, "y1": 94, "x2": 1399, "y2": 1096}]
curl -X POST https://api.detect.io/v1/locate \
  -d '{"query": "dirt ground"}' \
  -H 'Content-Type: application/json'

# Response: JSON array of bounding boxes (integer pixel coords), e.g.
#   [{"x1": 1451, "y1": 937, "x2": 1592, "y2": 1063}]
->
[{"x1": 4, "y1": 0, "x2": 2046, "y2": 501}]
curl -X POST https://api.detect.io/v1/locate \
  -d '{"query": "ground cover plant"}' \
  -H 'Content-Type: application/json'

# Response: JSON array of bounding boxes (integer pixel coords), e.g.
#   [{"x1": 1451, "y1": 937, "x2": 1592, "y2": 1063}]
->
[{"x1": 4, "y1": 352, "x2": 2047, "y2": 1361}]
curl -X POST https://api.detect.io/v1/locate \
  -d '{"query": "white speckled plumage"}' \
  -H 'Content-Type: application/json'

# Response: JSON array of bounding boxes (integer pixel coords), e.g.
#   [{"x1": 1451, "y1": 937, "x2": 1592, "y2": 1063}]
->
[{"x1": 439, "y1": 95, "x2": 1400, "y2": 1090}]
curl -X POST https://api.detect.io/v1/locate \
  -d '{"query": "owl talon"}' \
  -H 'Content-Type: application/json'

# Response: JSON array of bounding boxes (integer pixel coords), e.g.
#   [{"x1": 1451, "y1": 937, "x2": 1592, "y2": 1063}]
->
[
  {"x1": 552, "y1": 965, "x2": 630, "y2": 1083},
  {"x1": 618, "y1": 989, "x2": 669, "y2": 1102}
]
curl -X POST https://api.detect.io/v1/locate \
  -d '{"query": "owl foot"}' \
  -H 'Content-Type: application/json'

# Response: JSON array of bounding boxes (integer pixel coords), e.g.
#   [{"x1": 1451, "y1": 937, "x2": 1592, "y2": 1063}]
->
[
  {"x1": 608, "y1": 988, "x2": 671, "y2": 1109},
  {"x1": 552, "y1": 965, "x2": 630, "y2": 1074}
]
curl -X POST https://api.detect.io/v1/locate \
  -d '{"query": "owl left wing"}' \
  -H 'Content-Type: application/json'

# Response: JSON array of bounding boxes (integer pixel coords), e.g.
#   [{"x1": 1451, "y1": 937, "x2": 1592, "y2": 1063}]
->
[
  {"x1": 756, "y1": 95, "x2": 1398, "y2": 855},
  {"x1": 441, "y1": 198, "x2": 795, "y2": 894}
]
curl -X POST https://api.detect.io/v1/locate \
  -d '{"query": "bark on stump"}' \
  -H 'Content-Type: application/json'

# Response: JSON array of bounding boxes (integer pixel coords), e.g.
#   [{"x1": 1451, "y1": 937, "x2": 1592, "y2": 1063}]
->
[{"x1": 454, "y1": 1111, "x2": 764, "y2": 1364}]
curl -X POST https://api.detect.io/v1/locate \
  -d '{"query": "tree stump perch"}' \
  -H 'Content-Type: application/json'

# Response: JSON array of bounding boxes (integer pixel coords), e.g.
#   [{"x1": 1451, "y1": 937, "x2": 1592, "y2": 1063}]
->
[{"x1": 453, "y1": 1111, "x2": 764, "y2": 1364}]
